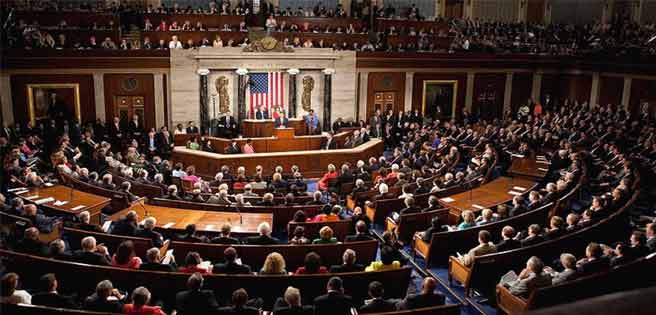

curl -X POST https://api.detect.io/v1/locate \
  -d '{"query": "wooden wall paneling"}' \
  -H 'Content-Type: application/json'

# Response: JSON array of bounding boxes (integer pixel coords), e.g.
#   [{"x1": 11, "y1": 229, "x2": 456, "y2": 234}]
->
[
  {"x1": 9, "y1": 74, "x2": 95, "y2": 125},
  {"x1": 526, "y1": 0, "x2": 545, "y2": 23},
  {"x1": 598, "y1": 76, "x2": 624, "y2": 107},
  {"x1": 366, "y1": 72, "x2": 406, "y2": 117},
  {"x1": 472, "y1": 73, "x2": 506, "y2": 121},
  {"x1": 510, "y1": 73, "x2": 533, "y2": 112},
  {"x1": 560, "y1": 74, "x2": 592, "y2": 105},
  {"x1": 412, "y1": 73, "x2": 467, "y2": 120},
  {"x1": 103, "y1": 74, "x2": 156, "y2": 130},
  {"x1": 629, "y1": 79, "x2": 656, "y2": 118}
]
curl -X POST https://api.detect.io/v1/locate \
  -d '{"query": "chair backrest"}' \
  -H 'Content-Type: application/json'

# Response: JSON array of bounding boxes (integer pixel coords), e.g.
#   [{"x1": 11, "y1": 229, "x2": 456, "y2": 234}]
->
[
  {"x1": 59, "y1": 171, "x2": 130, "y2": 214},
  {"x1": 287, "y1": 219, "x2": 353, "y2": 241},
  {"x1": 395, "y1": 208, "x2": 450, "y2": 243},
  {"x1": 171, "y1": 239, "x2": 378, "y2": 271}
]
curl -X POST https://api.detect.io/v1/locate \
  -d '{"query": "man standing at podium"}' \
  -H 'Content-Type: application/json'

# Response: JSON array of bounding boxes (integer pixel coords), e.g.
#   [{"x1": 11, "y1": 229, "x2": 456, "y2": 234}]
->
[
  {"x1": 219, "y1": 112, "x2": 237, "y2": 138},
  {"x1": 304, "y1": 109, "x2": 320, "y2": 135},
  {"x1": 255, "y1": 105, "x2": 269, "y2": 120},
  {"x1": 275, "y1": 109, "x2": 289, "y2": 128}
]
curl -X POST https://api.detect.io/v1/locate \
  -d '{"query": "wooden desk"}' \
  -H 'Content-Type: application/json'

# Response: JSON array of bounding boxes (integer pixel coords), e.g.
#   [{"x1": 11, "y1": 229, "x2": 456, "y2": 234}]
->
[
  {"x1": 508, "y1": 158, "x2": 550, "y2": 181},
  {"x1": 288, "y1": 118, "x2": 307, "y2": 136},
  {"x1": 242, "y1": 119, "x2": 274, "y2": 137},
  {"x1": 15, "y1": 185, "x2": 110, "y2": 224},
  {"x1": 171, "y1": 139, "x2": 384, "y2": 178},
  {"x1": 438, "y1": 177, "x2": 535, "y2": 221},
  {"x1": 273, "y1": 128, "x2": 295, "y2": 139},
  {"x1": 109, "y1": 204, "x2": 272, "y2": 235}
]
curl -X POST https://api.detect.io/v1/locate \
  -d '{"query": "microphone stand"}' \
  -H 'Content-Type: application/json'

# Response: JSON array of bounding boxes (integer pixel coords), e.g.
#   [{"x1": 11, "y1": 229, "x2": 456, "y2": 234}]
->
[{"x1": 235, "y1": 205, "x2": 243, "y2": 225}]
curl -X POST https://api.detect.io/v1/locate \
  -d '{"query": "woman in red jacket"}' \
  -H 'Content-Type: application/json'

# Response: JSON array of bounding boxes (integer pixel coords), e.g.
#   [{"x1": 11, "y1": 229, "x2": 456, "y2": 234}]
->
[{"x1": 317, "y1": 164, "x2": 338, "y2": 191}]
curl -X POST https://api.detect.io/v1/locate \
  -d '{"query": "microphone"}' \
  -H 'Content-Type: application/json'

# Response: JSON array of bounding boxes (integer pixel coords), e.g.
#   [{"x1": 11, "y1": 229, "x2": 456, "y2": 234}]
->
[{"x1": 235, "y1": 205, "x2": 243, "y2": 225}]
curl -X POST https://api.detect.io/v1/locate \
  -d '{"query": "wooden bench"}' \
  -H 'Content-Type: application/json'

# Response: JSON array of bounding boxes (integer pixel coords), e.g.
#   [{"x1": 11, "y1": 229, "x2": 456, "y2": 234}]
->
[
  {"x1": 0, "y1": 249, "x2": 412, "y2": 308},
  {"x1": 149, "y1": 197, "x2": 323, "y2": 229},
  {"x1": 63, "y1": 227, "x2": 169, "y2": 258},
  {"x1": 59, "y1": 172, "x2": 142, "y2": 214},
  {"x1": 447, "y1": 191, "x2": 639, "y2": 298},
  {"x1": 386, "y1": 208, "x2": 450, "y2": 244},
  {"x1": 171, "y1": 239, "x2": 378, "y2": 271},
  {"x1": 414, "y1": 201, "x2": 554, "y2": 267},
  {"x1": 0, "y1": 211, "x2": 62, "y2": 243},
  {"x1": 287, "y1": 219, "x2": 353, "y2": 241},
  {"x1": 496, "y1": 254, "x2": 656, "y2": 315},
  {"x1": 0, "y1": 303, "x2": 119, "y2": 315}
]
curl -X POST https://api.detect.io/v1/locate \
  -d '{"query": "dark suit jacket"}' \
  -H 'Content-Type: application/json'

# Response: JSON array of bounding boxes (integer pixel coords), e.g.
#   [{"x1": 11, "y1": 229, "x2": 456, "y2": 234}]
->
[
  {"x1": 140, "y1": 262, "x2": 176, "y2": 272},
  {"x1": 255, "y1": 111, "x2": 269, "y2": 120},
  {"x1": 72, "y1": 250, "x2": 111, "y2": 266},
  {"x1": 521, "y1": 235, "x2": 544, "y2": 247},
  {"x1": 577, "y1": 257, "x2": 610, "y2": 276},
  {"x1": 32, "y1": 292, "x2": 77, "y2": 309},
  {"x1": 274, "y1": 305, "x2": 314, "y2": 315},
  {"x1": 329, "y1": 264, "x2": 365, "y2": 273},
  {"x1": 399, "y1": 206, "x2": 421, "y2": 215},
  {"x1": 398, "y1": 292, "x2": 446, "y2": 310},
  {"x1": 111, "y1": 219, "x2": 139, "y2": 236},
  {"x1": 344, "y1": 233, "x2": 374, "y2": 242},
  {"x1": 135, "y1": 228, "x2": 164, "y2": 248},
  {"x1": 186, "y1": 126, "x2": 199, "y2": 134},
  {"x1": 495, "y1": 239, "x2": 521, "y2": 252},
  {"x1": 314, "y1": 292, "x2": 353, "y2": 315},
  {"x1": 359, "y1": 298, "x2": 396, "y2": 313},
  {"x1": 211, "y1": 236, "x2": 241, "y2": 245},
  {"x1": 83, "y1": 294, "x2": 123, "y2": 313},
  {"x1": 246, "y1": 235, "x2": 280, "y2": 245},
  {"x1": 213, "y1": 261, "x2": 252, "y2": 274},
  {"x1": 175, "y1": 289, "x2": 221, "y2": 315},
  {"x1": 14, "y1": 238, "x2": 48, "y2": 256},
  {"x1": 218, "y1": 305, "x2": 259, "y2": 315}
]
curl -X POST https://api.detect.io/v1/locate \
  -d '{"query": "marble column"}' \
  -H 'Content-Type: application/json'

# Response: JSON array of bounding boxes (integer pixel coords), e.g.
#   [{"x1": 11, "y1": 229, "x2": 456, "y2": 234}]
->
[
  {"x1": 622, "y1": 77, "x2": 632, "y2": 111},
  {"x1": 590, "y1": 72, "x2": 600, "y2": 107},
  {"x1": 236, "y1": 68, "x2": 249, "y2": 128},
  {"x1": 323, "y1": 68, "x2": 335, "y2": 132},
  {"x1": 465, "y1": 72, "x2": 475, "y2": 112},
  {"x1": 287, "y1": 68, "x2": 299, "y2": 118},
  {"x1": 92, "y1": 73, "x2": 106, "y2": 123},
  {"x1": 198, "y1": 69, "x2": 210, "y2": 134}
]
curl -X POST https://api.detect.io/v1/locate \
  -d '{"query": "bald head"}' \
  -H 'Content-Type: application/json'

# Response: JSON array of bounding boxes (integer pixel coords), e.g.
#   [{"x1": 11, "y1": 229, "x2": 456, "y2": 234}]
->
[{"x1": 421, "y1": 277, "x2": 438, "y2": 294}]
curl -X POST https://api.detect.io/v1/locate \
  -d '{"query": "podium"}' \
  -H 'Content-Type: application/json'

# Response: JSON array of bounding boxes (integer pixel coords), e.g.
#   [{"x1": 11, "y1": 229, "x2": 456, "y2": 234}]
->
[
  {"x1": 242, "y1": 119, "x2": 274, "y2": 137},
  {"x1": 273, "y1": 128, "x2": 295, "y2": 139}
]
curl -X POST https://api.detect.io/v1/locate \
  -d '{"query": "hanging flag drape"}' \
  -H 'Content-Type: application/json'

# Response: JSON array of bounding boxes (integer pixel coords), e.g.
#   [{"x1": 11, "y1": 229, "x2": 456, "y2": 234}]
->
[{"x1": 249, "y1": 72, "x2": 284, "y2": 118}]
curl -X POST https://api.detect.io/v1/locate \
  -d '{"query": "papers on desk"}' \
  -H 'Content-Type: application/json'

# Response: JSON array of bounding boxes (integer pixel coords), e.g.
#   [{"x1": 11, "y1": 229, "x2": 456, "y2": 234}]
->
[
  {"x1": 161, "y1": 249, "x2": 174, "y2": 265},
  {"x1": 8, "y1": 187, "x2": 28, "y2": 193},
  {"x1": 440, "y1": 197, "x2": 455, "y2": 203},
  {"x1": 25, "y1": 195, "x2": 39, "y2": 200},
  {"x1": 513, "y1": 186, "x2": 527, "y2": 191},
  {"x1": 71, "y1": 205, "x2": 85, "y2": 211},
  {"x1": 44, "y1": 182, "x2": 54, "y2": 187},
  {"x1": 536, "y1": 155, "x2": 547, "y2": 160},
  {"x1": 53, "y1": 200, "x2": 69, "y2": 206},
  {"x1": 536, "y1": 160, "x2": 551, "y2": 165},
  {"x1": 510, "y1": 153, "x2": 525, "y2": 158},
  {"x1": 13, "y1": 189, "x2": 29, "y2": 195},
  {"x1": 205, "y1": 224, "x2": 215, "y2": 231},
  {"x1": 471, "y1": 204, "x2": 485, "y2": 210},
  {"x1": 162, "y1": 222, "x2": 176, "y2": 229},
  {"x1": 34, "y1": 197, "x2": 55, "y2": 205},
  {"x1": 101, "y1": 221, "x2": 112, "y2": 232},
  {"x1": 508, "y1": 191, "x2": 523, "y2": 196},
  {"x1": 538, "y1": 167, "x2": 549, "y2": 172}
]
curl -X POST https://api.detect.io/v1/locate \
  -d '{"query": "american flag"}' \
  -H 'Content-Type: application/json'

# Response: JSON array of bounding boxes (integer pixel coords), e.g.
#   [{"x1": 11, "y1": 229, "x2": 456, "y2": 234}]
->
[{"x1": 249, "y1": 72, "x2": 284, "y2": 118}]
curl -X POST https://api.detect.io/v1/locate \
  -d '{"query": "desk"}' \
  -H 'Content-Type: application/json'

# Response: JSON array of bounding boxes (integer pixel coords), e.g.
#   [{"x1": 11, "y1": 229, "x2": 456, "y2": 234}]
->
[
  {"x1": 109, "y1": 204, "x2": 272, "y2": 235},
  {"x1": 171, "y1": 138, "x2": 384, "y2": 178},
  {"x1": 438, "y1": 177, "x2": 535, "y2": 222},
  {"x1": 508, "y1": 158, "x2": 550, "y2": 181},
  {"x1": 15, "y1": 185, "x2": 111, "y2": 224},
  {"x1": 243, "y1": 119, "x2": 274, "y2": 137}
]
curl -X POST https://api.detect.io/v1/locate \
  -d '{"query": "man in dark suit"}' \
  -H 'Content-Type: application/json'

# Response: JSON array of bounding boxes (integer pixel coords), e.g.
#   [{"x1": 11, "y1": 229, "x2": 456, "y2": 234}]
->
[
  {"x1": 211, "y1": 223, "x2": 241, "y2": 244},
  {"x1": 218, "y1": 288, "x2": 259, "y2": 315},
  {"x1": 329, "y1": 249, "x2": 365, "y2": 273},
  {"x1": 82, "y1": 280, "x2": 125, "y2": 313},
  {"x1": 509, "y1": 196, "x2": 528, "y2": 217},
  {"x1": 110, "y1": 210, "x2": 140, "y2": 237},
  {"x1": 128, "y1": 114, "x2": 142, "y2": 140},
  {"x1": 108, "y1": 116, "x2": 123, "y2": 151},
  {"x1": 359, "y1": 281, "x2": 396, "y2": 313},
  {"x1": 135, "y1": 217, "x2": 164, "y2": 248},
  {"x1": 186, "y1": 121, "x2": 199, "y2": 134},
  {"x1": 175, "y1": 273, "x2": 221, "y2": 315},
  {"x1": 275, "y1": 111, "x2": 289, "y2": 128},
  {"x1": 14, "y1": 227, "x2": 48, "y2": 256},
  {"x1": 397, "y1": 277, "x2": 445, "y2": 310},
  {"x1": 31, "y1": 273, "x2": 77, "y2": 309},
  {"x1": 255, "y1": 106, "x2": 269, "y2": 120},
  {"x1": 175, "y1": 224, "x2": 208, "y2": 243},
  {"x1": 332, "y1": 117, "x2": 346, "y2": 133},
  {"x1": 521, "y1": 224, "x2": 545, "y2": 247},
  {"x1": 646, "y1": 223, "x2": 655, "y2": 253},
  {"x1": 399, "y1": 196, "x2": 421, "y2": 215},
  {"x1": 577, "y1": 242, "x2": 610, "y2": 277},
  {"x1": 72, "y1": 236, "x2": 111, "y2": 266},
  {"x1": 219, "y1": 113, "x2": 238, "y2": 138},
  {"x1": 140, "y1": 248, "x2": 176, "y2": 272},
  {"x1": 245, "y1": 222, "x2": 280, "y2": 245},
  {"x1": 213, "y1": 247, "x2": 252, "y2": 274},
  {"x1": 313, "y1": 277, "x2": 353, "y2": 315},
  {"x1": 496, "y1": 226, "x2": 521, "y2": 252},
  {"x1": 273, "y1": 286, "x2": 314, "y2": 315},
  {"x1": 345, "y1": 220, "x2": 374, "y2": 242},
  {"x1": 224, "y1": 141, "x2": 241, "y2": 154},
  {"x1": 322, "y1": 133, "x2": 337, "y2": 150}
]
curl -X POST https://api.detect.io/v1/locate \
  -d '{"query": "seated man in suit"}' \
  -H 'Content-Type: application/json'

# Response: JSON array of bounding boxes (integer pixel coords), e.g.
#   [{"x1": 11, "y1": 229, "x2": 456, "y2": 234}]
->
[
  {"x1": 31, "y1": 273, "x2": 76, "y2": 309},
  {"x1": 329, "y1": 249, "x2": 365, "y2": 273},
  {"x1": 82, "y1": 280, "x2": 125, "y2": 313},
  {"x1": 245, "y1": 222, "x2": 280, "y2": 245},
  {"x1": 135, "y1": 217, "x2": 164, "y2": 248},
  {"x1": 140, "y1": 248, "x2": 176, "y2": 272},
  {"x1": 397, "y1": 277, "x2": 445, "y2": 310},
  {"x1": 211, "y1": 223, "x2": 241, "y2": 244},
  {"x1": 275, "y1": 110, "x2": 289, "y2": 128},
  {"x1": 255, "y1": 105, "x2": 269, "y2": 120},
  {"x1": 313, "y1": 277, "x2": 353, "y2": 315},
  {"x1": 110, "y1": 210, "x2": 140, "y2": 237},
  {"x1": 576, "y1": 242, "x2": 610, "y2": 277},
  {"x1": 521, "y1": 224, "x2": 545, "y2": 247},
  {"x1": 420, "y1": 216, "x2": 449, "y2": 242},
  {"x1": 213, "y1": 247, "x2": 252, "y2": 274},
  {"x1": 273, "y1": 286, "x2": 314, "y2": 315},
  {"x1": 460, "y1": 230, "x2": 497, "y2": 266},
  {"x1": 546, "y1": 253, "x2": 578, "y2": 285},
  {"x1": 495, "y1": 226, "x2": 521, "y2": 252},
  {"x1": 14, "y1": 227, "x2": 48, "y2": 256},
  {"x1": 506, "y1": 256, "x2": 552, "y2": 297},
  {"x1": 20, "y1": 204, "x2": 59, "y2": 234},
  {"x1": 345, "y1": 220, "x2": 374, "y2": 242},
  {"x1": 219, "y1": 288, "x2": 259, "y2": 315},
  {"x1": 359, "y1": 281, "x2": 396, "y2": 313},
  {"x1": 72, "y1": 236, "x2": 111, "y2": 266},
  {"x1": 224, "y1": 141, "x2": 241, "y2": 154},
  {"x1": 399, "y1": 196, "x2": 421, "y2": 215},
  {"x1": 175, "y1": 273, "x2": 221, "y2": 315},
  {"x1": 73, "y1": 211, "x2": 104, "y2": 232}
]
